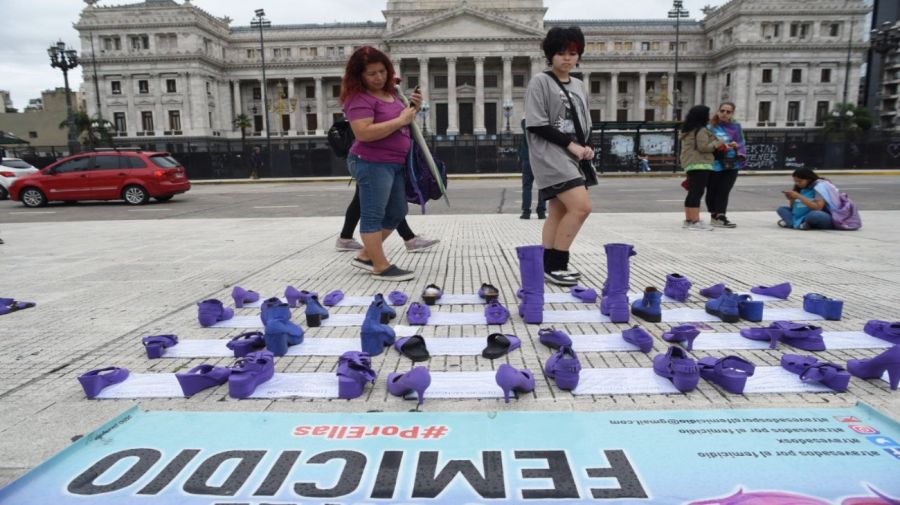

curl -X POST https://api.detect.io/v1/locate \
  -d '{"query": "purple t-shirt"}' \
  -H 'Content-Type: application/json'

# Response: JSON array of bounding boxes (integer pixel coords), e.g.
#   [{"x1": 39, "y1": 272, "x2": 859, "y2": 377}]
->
[{"x1": 344, "y1": 92, "x2": 411, "y2": 164}]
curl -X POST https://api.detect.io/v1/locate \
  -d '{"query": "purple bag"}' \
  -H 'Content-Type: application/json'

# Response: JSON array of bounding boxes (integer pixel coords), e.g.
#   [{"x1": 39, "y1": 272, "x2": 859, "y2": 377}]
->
[
  {"x1": 817, "y1": 180, "x2": 861, "y2": 230},
  {"x1": 405, "y1": 140, "x2": 448, "y2": 213}
]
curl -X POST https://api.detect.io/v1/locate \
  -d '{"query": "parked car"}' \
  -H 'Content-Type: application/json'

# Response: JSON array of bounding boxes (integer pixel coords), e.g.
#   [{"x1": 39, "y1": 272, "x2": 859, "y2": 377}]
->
[
  {"x1": 9, "y1": 150, "x2": 190, "y2": 207},
  {"x1": 0, "y1": 157, "x2": 39, "y2": 200}
]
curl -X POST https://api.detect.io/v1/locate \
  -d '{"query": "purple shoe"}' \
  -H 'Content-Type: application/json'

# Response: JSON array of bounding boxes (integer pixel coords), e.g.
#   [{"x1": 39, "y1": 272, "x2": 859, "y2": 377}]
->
[
  {"x1": 661, "y1": 325, "x2": 700, "y2": 351},
  {"x1": 653, "y1": 346, "x2": 700, "y2": 392},
  {"x1": 322, "y1": 290, "x2": 345, "y2": 307},
  {"x1": 0, "y1": 299, "x2": 36, "y2": 315},
  {"x1": 478, "y1": 283, "x2": 500, "y2": 303},
  {"x1": 259, "y1": 297, "x2": 283, "y2": 325},
  {"x1": 228, "y1": 350, "x2": 275, "y2": 399},
  {"x1": 495, "y1": 364, "x2": 535, "y2": 403},
  {"x1": 772, "y1": 321, "x2": 825, "y2": 351},
  {"x1": 699, "y1": 283, "x2": 726, "y2": 299},
  {"x1": 226, "y1": 331, "x2": 265, "y2": 357},
  {"x1": 663, "y1": 273, "x2": 692, "y2": 302},
  {"x1": 304, "y1": 295, "x2": 329, "y2": 327},
  {"x1": 545, "y1": 345, "x2": 581, "y2": 390},
  {"x1": 374, "y1": 293, "x2": 397, "y2": 323},
  {"x1": 197, "y1": 299, "x2": 233, "y2": 327},
  {"x1": 176, "y1": 364, "x2": 231, "y2": 397},
  {"x1": 421, "y1": 284, "x2": 443, "y2": 306},
  {"x1": 394, "y1": 335, "x2": 430, "y2": 362},
  {"x1": 481, "y1": 333, "x2": 521, "y2": 359},
  {"x1": 406, "y1": 302, "x2": 431, "y2": 325},
  {"x1": 698, "y1": 356, "x2": 755, "y2": 394},
  {"x1": 142, "y1": 334, "x2": 178, "y2": 359},
  {"x1": 78, "y1": 367, "x2": 129, "y2": 399},
  {"x1": 264, "y1": 308, "x2": 304, "y2": 356},
  {"x1": 864, "y1": 320, "x2": 900, "y2": 345},
  {"x1": 538, "y1": 327, "x2": 572, "y2": 349},
  {"x1": 388, "y1": 290, "x2": 408, "y2": 306},
  {"x1": 284, "y1": 286, "x2": 302, "y2": 308},
  {"x1": 781, "y1": 354, "x2": 850, "y2": 392},
  {"x1": 570, "y1": 285, "x2": 597, "y2": 303},
  {"x1": 231, "y1": 286, "x2": 260, "y2": 308},
  {"x1": 387, "y1": 366, "x2": 431, "y2": 406},
  {"x1": 737, "y1": 295, "x2": 764, "y2": 323},
  {"x1": 484, "y1": 301, "x2": 510, "y2": 325},
  {"x1": 739, "y1": 326, "x2": 781, "y2": 349},
  {"x1": 336, "y1": 351, "x2": 376, "y2": 400},
  {"x1": 750, "y1": 282, "x2": 792, "y2": 300},
  {"x1": 803, "y1": 293, "x2": 843, "y2": 321},
  {"x1": 361, "y1": 300, "x2": 395, "y2": 355},
  {"x1": 847, "y1": 344, "x2": 900, "y2": 391},
  {"x1": 622, "y1": 325, "x2": 654, "y2": 353}
]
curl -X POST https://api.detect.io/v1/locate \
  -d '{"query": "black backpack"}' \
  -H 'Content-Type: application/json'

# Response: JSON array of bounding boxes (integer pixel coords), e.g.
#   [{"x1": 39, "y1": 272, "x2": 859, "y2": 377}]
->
[{"x1": 327, "y1": 118, "x2": 354, "y2": 158}]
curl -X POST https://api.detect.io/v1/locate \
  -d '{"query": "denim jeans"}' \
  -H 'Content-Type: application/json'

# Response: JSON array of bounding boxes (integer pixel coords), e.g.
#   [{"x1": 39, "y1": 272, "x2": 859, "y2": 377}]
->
[
  {"x1": 777, "y1": 206, "x2": 834, "y2": 229},
  {"x1": 639, "y1": 159, "x2": 650, "y2": 172},
  {"x1": 348, "y1": 154, "x2": 408, "y2": 233},
  {"x1": 521, "y1": 160, "x2": 546, "y2": 215}
]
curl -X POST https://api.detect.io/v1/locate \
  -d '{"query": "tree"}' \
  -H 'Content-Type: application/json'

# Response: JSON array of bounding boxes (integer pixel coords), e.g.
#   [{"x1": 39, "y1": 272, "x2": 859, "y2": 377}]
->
[
  {"x1": 823, "y1": 102, "x2": 873, "y2": 140},
  {"x1": 59, "y1": 111, "x2": 112, "y2": 148},
  {"x1": 233, "y1": 114, "x2": 252, "y2": 152}
]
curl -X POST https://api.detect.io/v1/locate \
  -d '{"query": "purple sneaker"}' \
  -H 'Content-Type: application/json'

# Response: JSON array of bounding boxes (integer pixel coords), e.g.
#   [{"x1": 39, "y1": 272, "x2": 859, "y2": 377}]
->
[
  {"x1": 406, "y1": 302, "x2": 431, "y2": 325},
  {"x1": 653, "y1": 346, "x2": 700, "y2": 392},
  {"x1": 78, "y1": 367, "x2": 129, "y2": 399},
  {"x1": 176, "y1": 364, "x2": 231, "y2": 397},
  {"x1": 545, "y1": 345, "x2": 581, "y2": 390},
  {"x1": 484, "y1": 301, "x2": 510, "y2": 325},
  {"x1": 228, "y1": 351, "x2": 275, "y2": 399},
  {"x1": 387, "y1": 366, "x2": 431, "y2": 406},
  {"x1": 322, "y1": 290, "x2": 345, "y2": 307},
  {"x1": 538, "y1": 327, "x2": 572, "y2": 349},
  {"x1": 142, "y1": 334, "x2": 178, "y2": 359},
  {"x1": 231, "y1": 286, "x2": 260, "y2": 308},
  {"x1": 226, "y1": 331, "x2": 266, "y2": 357},
  {"x1": 750, "y1": 282, "x2": 792, "y2": 300},
  {"x1": 622, "y1": 325, "x2": 654, "y2": 353},
  {"x1": 197, "y1": 299, "x2": 233, "y2": 327},
  {"x1": 698, "y1": 356, "x2": 755, "y2": 394}
]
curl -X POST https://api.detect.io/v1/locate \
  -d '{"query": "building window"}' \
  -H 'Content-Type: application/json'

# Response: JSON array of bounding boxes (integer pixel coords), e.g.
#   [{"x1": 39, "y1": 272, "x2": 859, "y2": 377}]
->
[
  {"x1": 613, "y1": 41, "x2": 633, "y2": 52},
  {"x1": 641, "y1": 41, "x2": 651, "y2": 51},
  {"x1": 282, "y1": 114, "x2": 291, "y2": 131},
  {"x1": 816, "y1": 101, "x2": 830, "y2": 124},
  {"x1": 206, "y1": 82, "x2": 212, "y2": 95},
  {"x1": 758, "y1": 101, "x2": 771, "y2": 122},
  {"x1": 156, "y1": 33, "x2": 177, "y2": 50},
  {"x1": 273, "y1": 48, "x2": 281, "y2": 58},
  {"x1": 168, "y1": 110, "x2": 181, "y2": 131},
  {"x1": 618, "y1": 80, "x2": 628, "y2": 93},
  {"x1": 141, "y1": 111, "x2": 154, "y2": 132},
  {"x1": 457, "y1": 74, "x2": 475, "y2": 86},
  {"x1": 332, "y1": 85, "x2": 341, "y2": 98},
  {"x1": 114, "y1": 112, "x2": 126, "y2": 132},
  {"x1": 513, "y1": 74, "x2": 525, "y2": 87},
  {"x1": 28, "y1": 131, "x2": 37, "y2": 139},
  {"x1": 130, "y1": 34, "x2": 149, "y2": 50},
  {"x1": 722, "y1": 28, "x2": 733, "y2": 44},
  {"x1": 725, "y1": 73, "x2": 731, "y2": 87},
  {"x1": 669, "y1": 41, "x2": 687, "y2": 51},
  {"x1": 111, "y1": 81, "x2": 121, "y2": 95},
  {"x1": 309, "y1": 47, "x2": 317, "y2": 57},
  {"x1": 790, "y1": 22, "x2": 810, "y2": 39},
  {"x1": 283, "y1": 48, "x2": 292, "y2": 57},
  {"x1": 762, "y1": 23, "x2": 781, "y2": 39},
  {"x1": 433, "y1": 75, "x2": 447, "y2": 89},
  {"x1": 762, "y1": 69, "x2": 773, "y2": 83},
  {"x1": 253, "y1": 87, "x2": 262, "y2": 100},
  {"x1": 828, "y1": 23, "x2": 840, "y2": 37},
  {"x1": 484, "y1": 75, "x2": 498, "y2": 88},
  {"x1": 791, "y1": 69, "x2": 803, "y2": 83},
  {"x1": 646, "y1": 81, "x2": 656, "y2": 92},
  {"x1": 708, "y1": 39, "x2": 714, "y2": 50},
  {"x1": 820, "y1": 68, "x2": 832, "y2": 83},
  {"x1": 591, "y1": 80, "x2": 601, "y2": 94},
  {"x1": 138, "y1": 80, "x2": 149, "y2": 94},
  {"x1": 590, "y1": 109, "x2": 601, "y2": 123},
  {"x1": 787, "y1": 101, "x2": 800, "y2": 122},
  {"x1": 246, "y1": 49, "x2": 255, "y2": 59},
  {"x1": 407, "y1": 76, "x2": 419, "y2": 89},
  {"x1": 166, "y1": 79, "x2": 176, "y2": 93},
  {"x1": 103, "y1": 36, "x2": 121, "y2": 51}
]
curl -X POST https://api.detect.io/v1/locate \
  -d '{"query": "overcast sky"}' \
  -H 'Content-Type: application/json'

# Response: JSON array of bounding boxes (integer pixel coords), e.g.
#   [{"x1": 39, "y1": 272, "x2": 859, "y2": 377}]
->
[{"x1": 2, "y1": 0, "x2": 732, "y2": 108}]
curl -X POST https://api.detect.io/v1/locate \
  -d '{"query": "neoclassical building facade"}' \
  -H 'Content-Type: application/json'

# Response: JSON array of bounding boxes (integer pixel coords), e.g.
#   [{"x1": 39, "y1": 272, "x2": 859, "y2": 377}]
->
[{"x1": 74, "y1": 0, "x2": 870, "y2": 141}]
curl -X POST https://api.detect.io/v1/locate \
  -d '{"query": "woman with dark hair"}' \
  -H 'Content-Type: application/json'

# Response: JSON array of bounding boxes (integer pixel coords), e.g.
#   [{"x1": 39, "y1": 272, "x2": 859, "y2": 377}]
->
[
  {"x1": 525, "y1": 25, "x2": 594, "y2": 286},
  {"x1": 340, "y1": 46, "x2": 422, "y2": 281},
  {"x1": 776, "y1": 168, "x2": 836, "y2": 229},
  {"x1": 706, "y1": 101, "x2": 746, "y2": 228},
  {"x1": 679, "y1": 105, "x2": 731, "y2": 231}
]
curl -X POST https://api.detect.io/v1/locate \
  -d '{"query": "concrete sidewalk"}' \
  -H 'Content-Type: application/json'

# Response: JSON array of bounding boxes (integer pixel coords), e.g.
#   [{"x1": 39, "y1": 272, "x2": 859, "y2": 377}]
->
[{"x1": 1, "y1": 210, "x2": 898, "y2": 485}]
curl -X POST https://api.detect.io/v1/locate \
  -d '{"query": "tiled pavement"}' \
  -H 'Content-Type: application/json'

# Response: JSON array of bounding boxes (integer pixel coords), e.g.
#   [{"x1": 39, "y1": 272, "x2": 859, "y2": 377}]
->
[{"x1": 1, "y1": 210, "x2": 898, "y2": 485}]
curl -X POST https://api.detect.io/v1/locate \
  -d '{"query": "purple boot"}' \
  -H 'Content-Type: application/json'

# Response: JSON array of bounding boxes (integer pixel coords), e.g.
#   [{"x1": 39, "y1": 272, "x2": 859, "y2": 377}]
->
[
  {"x1": 484, "y1": 301, "x2": 510, "y2": 325},
  {"x1": 361, "y1": 300, "x2": 396, "y2": 356},
  {"x1": 197, "y1": 299, "x2": 233, "y2": 327},
  {"x1": 176, "y1": 364, "x2": 231, "y2": 397},
  {"x1": 750, "y1": 282, "x2": 792, "y2": 300},
  {"x1": 600, "y1": 243, "x2": 636, "y2": 323},
  {"x1": 663, "y1": 273, "x2": 692, "y2": 302},
  {"x1": 516, "y1": 245, "x2": 545, "y2": 324},
  {"x1": 387, "y1": 366, "x2": 431, "y2": 406}
]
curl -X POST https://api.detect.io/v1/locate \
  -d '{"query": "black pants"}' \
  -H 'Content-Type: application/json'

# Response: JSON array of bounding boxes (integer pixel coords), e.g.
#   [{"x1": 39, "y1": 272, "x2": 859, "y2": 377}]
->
[
  {"x1": 705, "y1": 170, "x2": 739, "y2": 217},
  {"x1": 521, "y1": 160, "x2": 546, "y2": 215},
  {"x1": 684, "y1": 170, "x2": 711, "y2": 208},
  {"x1": 340, "y1": 186, "x2": 415, "y2": 241}
]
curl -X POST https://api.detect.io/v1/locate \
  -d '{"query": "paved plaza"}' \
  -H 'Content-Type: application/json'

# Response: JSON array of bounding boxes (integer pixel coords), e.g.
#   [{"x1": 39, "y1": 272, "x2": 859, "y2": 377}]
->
[{"x1": 1, "y1": 186, "x2": 899, "y2": 486}]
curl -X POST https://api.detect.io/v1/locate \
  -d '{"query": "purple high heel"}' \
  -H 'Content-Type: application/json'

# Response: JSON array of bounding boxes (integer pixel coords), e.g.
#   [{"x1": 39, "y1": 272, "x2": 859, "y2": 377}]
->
[
  {"x1": 176, "y1": 364, "x2": 231, "y2": 397},
  {"x1": 305, "y1": 295, "x2": 330, "y2": 327},
  {"x1": 323, "y1": 290, "x2": 345, "y2": 307},
  {"x1": 663, "y1": 273, "x2": 692, "y2": 302},
  {"x1": 231, "y1": 286, "x2": 260, "y2": 308},
  {"x1": 336, "y1": 351, "x2": 376, "y2": 400},
  {"x1": 538, "y1": 327, "x2": 572, "y2": 349},
  {"x1": 622, "y1": 325, "x2": 654, "y2": 353},
  {"x1": 406, "y1": 302, "x2": 431, "y2": 325},
  {"x1": 263, "y1": 302, "x2": 304, "y2": 356},
  {"x1": 698, "y1": 356, "x2": 755, "y2": 394},
  {"x1": 781, "y1": 354, "x2": 850, "y2": 392},
  {"x1": 78, "y1": 367, "x2": 129, "y2": 399},
  {"x1": 197, "y1": 299, "x2": 233, "y2": 327},
  {"x1": 741, "y1": 321, "x2": 825, "y2": 351},
  {"x1": 653, "y1": 346, "x2": 700, "y2": 393},
  {"x1": 484, "y1": 301, "x2": 510, "y2": 325},
  {"x1": 495, "y1": 364, "x2": 535, "y2": 403},
  {"x1": 570, "y1": 285, "x2": 597, "y2": 303},
  {"x1": 661, "y1": 325, "x2": 700, "y2": 351},
  {"x1": 387, "y1": 366, "x2": 431, "y2": 406},
  {"x1": 750, "y1": 282, "x2": 792, "y2": 299},
  {"x1": 864, "y1": 320, "x2": 900, "y2": 344},
  {"x1": 142, "y1": 334, "x2": 178, "y2": 359},
  {"x1": 699, "y1": 283, "x2": 726, "y2": 299},
  {"x1": 478, "y1": 283, "x2": 500, "y2": 303},
  {"x1": 226, "y1": 331, "x2": 265, "y2": 357},
  {"x1": 545, "y1": 345, "x2": 581, "y2": 390},
  {"x1": 847, "y1": 345, "x2": 900, "y2": 391},
  {"x1": 421, "y1": 284, "x2": 443, "y2": 306},
  {"x1": 285, "y1": 286, "x2": 316, "y2": 308},
  {"x1": 228, "y1": 350, "x2": 275, "y2": 399},
  {"x1": 387, "y1": 291, "x2": 408, "y2": 306}
]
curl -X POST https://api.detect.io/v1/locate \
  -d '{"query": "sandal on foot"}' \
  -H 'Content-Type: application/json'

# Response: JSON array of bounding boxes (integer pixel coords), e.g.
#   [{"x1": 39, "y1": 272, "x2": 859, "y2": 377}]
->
[
  {"x1": 478, "y1": 283, "x2": 500, "y2": 303},
  {"x1": 394, "y1": 335, "x2": 430, "y2": 362},
  {"x1": 570, "y1": 285, "x2": 598, "y2": 303},
  {"x1": 226, "y1": 331, "x2": 266, "y2": 357},
  {"x1": 698, "y1": 356, "x2": 755, "y2": 394},
  {"x1": 176, "y1": 364, "x2": 231, "y2": 397},
  {"x1": 78, "y1": 367, "x2": 129, "y2": 399},
  {"x1": 481, "y1": 333, "x2": 521, "y2": 359},
  {"x1": 322, "y1": 290, "x2": 345, "y2": 307},
  {"x1": 421, "y1": 284, "x2": 443, "y2": 305},
  {"x1": 141, "y1": 334, "x2": 178, "y2": 359}
]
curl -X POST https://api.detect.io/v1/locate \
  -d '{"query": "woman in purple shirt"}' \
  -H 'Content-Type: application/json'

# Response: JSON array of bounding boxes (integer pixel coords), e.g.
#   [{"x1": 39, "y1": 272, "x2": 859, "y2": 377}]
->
[{"x1": 340, "y1": 46, "x2": 422, "y2": 281}]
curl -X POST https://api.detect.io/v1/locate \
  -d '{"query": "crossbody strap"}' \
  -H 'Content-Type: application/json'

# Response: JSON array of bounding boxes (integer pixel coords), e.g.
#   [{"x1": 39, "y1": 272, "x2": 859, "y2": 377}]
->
[{"x1": 543, "y1": 71, "x2": 588, "y2": 146}]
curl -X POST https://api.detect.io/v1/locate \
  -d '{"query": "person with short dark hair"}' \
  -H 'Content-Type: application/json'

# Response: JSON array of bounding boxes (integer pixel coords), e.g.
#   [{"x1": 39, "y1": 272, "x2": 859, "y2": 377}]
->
[
  {"x1": 249, "y1": 146, "x2": 262, "y2": 179},
  {"x1": 679, "y1": 105, "x2": 731, "y2": 231}
]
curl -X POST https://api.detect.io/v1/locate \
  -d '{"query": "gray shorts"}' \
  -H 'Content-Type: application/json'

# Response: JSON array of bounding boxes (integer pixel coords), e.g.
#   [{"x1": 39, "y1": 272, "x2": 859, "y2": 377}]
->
[{"x1": 539, "y1": 177, "x2": 587, "y2": 201}]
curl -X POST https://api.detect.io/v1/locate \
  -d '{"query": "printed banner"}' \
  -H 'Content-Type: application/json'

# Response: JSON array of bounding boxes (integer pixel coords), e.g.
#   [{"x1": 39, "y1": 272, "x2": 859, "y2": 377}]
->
[{"x1": 1, "y1": 404, "x2": 898, "y2": 504}]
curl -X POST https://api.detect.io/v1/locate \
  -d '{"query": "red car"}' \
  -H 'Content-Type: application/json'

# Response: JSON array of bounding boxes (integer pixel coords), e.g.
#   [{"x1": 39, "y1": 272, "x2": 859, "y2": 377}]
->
[{"x1": 9, "y1": 149, "x2": 191, "y2": 207}]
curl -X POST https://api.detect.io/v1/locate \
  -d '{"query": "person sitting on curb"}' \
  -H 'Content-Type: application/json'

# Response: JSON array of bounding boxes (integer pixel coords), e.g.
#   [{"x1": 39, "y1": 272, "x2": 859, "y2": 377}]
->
[{"x1": 776, "y1": 168, "x2": 837, "y2": 230}]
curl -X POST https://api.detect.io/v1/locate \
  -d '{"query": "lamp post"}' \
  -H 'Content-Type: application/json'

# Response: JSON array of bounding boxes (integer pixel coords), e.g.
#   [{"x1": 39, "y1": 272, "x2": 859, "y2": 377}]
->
[
  {"x1": 48, "y1": 40, "x2": 81, "y2": 155},
  {"x1": 668, "y1": 0, "x2": 689, "y2": 121},
  {"x1": 418, "y1": 101, "x2": 430, "y2": 135},
  {"x1": 251, "y1": 9, "x2": 272, "y2": 173},
  {"x1": 502, "y1": 100, "x2": 514, "y2": 133}
]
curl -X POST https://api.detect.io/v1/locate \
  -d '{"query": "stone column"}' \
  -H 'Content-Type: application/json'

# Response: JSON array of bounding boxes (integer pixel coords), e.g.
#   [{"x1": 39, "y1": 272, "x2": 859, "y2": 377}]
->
[
  {"x1": 152, "y1": 74, "x2": 165, "y2": 134},
  {"x1": 666, "y1": 72, "x2": 675, "y2": 120},
  {"x1": 608, "y1": 72, "x2": 618, "y2": 120},
  {"x1": 638, "y1": 72, "x2": 647, "y2": 121},
  {"x1": 502, "y1": 55, "x2": 513, "y2": 107},
  {"x1": 287, "y1": 77, "x2": 296, "y2": 134},
  {"x1": 447, "y1": 56, "x2": 459, "y2": 136},
  {"x1": 419, "y1": 57, "x2": 430, "y2": 103},
  {"x1": 183, "y1": 72, "x2": 193, "y2": 133},
  {"x1": 745, "y1": 64, "x2": 756, "y2": 122},
  {"x1": 775, "y1": 63, "x2": 787, "y2": 126},
  {"x1": 694, "y1": 73, "x2": 703, "y2": 107},
  {"x1": 805, "y1": 69, "x2": 817, "y2": 125},
  {"x1": 474, "y1": 56, "x2": 486, "y2": 135},
  {"x1": 531, "y1": 55, "x2": 544, "y2": 81},
  {"x1": 126, "y1": 75, "x2": 137, "y2": 136},
  {"x1": 234, "y1": 80, "x2": 243, "y2": 118},
  {"x1": 315, "y1": 76, "x2": 324, "y2": 136}
]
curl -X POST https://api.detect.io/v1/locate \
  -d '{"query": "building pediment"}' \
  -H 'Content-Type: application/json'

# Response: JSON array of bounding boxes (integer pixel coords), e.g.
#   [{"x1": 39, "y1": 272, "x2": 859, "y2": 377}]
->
[{"x1": 386, "y1": 6, "x2": 544, "y2": 41}]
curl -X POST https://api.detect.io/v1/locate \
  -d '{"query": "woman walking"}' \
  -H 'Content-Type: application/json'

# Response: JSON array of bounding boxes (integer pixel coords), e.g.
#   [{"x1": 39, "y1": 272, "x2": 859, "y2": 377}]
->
[
  {"x1": 706, "y1": 101, "x2": 746, "y2": 228},
  {"x1": 679, "y1": 105, "x2": 731, "y2": 231},
  {"x1": 340, "y1": 46, "x2": 421, "y2": 281},
  {"x1": 524, "y1": 26, "x2": 594, "y2": 286}
]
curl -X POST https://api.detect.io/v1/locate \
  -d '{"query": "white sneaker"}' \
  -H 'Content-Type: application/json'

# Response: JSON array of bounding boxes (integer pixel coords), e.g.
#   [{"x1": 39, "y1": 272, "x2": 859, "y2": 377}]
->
[
  {"x1": 335, "y1": 237, "x2": 364, "y2": 251},
  {"x1": 687, "y1": 220, "x2": 714, "y2": 231},
  {"x1": 682, "y1": 220, "x2": 692, "y2": 229},
  {"x1": 405, "y1": 236, "x2": 440, "y2": 253}
]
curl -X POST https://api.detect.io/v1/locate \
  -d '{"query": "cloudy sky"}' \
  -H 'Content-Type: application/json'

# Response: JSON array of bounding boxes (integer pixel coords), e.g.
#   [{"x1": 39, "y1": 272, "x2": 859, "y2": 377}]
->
[{"x1": 2, "y1": 0, "x2": 733, "y2": 109}]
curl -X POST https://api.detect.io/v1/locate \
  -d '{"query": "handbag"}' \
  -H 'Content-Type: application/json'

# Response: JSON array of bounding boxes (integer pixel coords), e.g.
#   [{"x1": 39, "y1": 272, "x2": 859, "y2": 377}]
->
[
  {"x1": 543, "y1": 71, "x2": 598, "y2": 187},
  {"x1": 327, "y1": 117, "x2": 354, "y2": 159}
]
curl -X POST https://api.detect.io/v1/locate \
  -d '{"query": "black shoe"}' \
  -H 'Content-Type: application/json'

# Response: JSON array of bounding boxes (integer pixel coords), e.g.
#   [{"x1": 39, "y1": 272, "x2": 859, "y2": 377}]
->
[
  {"x1": 350, "y1": 258, "x2": 374, "y2": 271},
  {"x1": 371, "y1": 265, "x2": 415, "y2": 281},
  {"x1": 520, "y1": 212, "x2": 530, "y2": 220},
  {"x1": 544, "y1": 271, "x2": 578, "y2": 286},
  {"x1": 711, "y1": 215, "x2": 737, "y2": 228},
  {"x1": 537, "y1": 212, "x2": 546, "y2": 220}
]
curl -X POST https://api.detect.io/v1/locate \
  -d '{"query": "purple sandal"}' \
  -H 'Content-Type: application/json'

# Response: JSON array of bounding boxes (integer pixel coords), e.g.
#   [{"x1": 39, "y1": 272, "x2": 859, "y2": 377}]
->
[
  {"x1": 228, "y1": 350, "x2": 275, "y2": 399},
  {"x1": 538, "y1": 327, "x2": 572, "y2": 349},
  {"x1": 78, "y1": 367, "x2": 129, "y2": 399},
  {"x1": 176, "y1": 364, "x2": 231, "y2": 397},
  {"x1": 406, "y1": 302, "x2": 431, "y2": 325},
  {"x1": 781, "y1": 354, "x2": 850, "y2": 392},
  {"x1": 864, "y1": 320, "x2": 900, "y2": 345},
  {"x1": 481, "y1": 333, "x2": 521, "y2": 359},
  {"x1": 337, "y1": 351, "x2": 376, "y2": 400},
  {"x1": 661, "y1": 325, "x2": 700, "y2": 351},
  {"x1": 772, "y1": 321, "x2": 826, "y2": 351},
  {"x1": 230, "y1": 286, "x2": 260, "y2": 308},
  {"x1": 570, "y1": 285, "x2": 598, "y2": 303},
  {"x1": 622, "y1": 325, "x2": 654, "y2": 353},
  {"x1": 0, "y1": 299, "x2": 36, "y2": 315},
  {"x1": 653, "y1": 346, "x2": 700, "y2": 393},
  {"x1": 698, "y1": 356, "x2": 755, "y2": 394},
  {"x1": 322, "y1": 290, "x2": 345, "y2": 307},
  {"x1": 387, "y1": 290, "x2": 408, "y2": 306},
  {"x1": 141, "y1": 334, "x2": 179, "y2": 359},
  {"x1": 484, "y1": 301, "x2": 510, "y2": 325},
  {"x1": 226, "y1": 331, "x2": 266, "y2": 357}
]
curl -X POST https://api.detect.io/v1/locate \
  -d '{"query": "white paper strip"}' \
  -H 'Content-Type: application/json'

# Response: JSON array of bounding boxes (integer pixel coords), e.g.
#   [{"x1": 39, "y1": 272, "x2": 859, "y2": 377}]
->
[
  {"x1": 435, "y1": 294, "x2": 485, "y2": 305},
  {"x1": 763, "y1": 308, "x2": 824, "y2": 321},
  {"x1": 742, "y1": 367, "x2": 834, "y2": 393},
  {"x1": 572, "y1": 368, "x2": 681, "y2": 395},
  {"x1": 690, "y1": 333, "x2": 771, "y2": 351},
  {"x1": 418, "y1": 312, "x2": 491, "y2": 326},
  {"x1": 403, "y1": 371, "x2": 505, "y2": 399},
  {"x1": 569, "y1": 334, "x2": 647, "y2": 352},
  {"x1": 95, "y1": 374, "x2": 185, "y2": 398},
  {"x1": 247, "y1": 373, "x2": 340, "y2": 398}
]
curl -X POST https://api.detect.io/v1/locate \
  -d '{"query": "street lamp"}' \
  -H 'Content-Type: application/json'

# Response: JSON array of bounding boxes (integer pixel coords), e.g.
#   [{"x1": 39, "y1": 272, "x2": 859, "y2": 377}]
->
[
  {"x1": 502, "y1": 100, "x2": 514, "y2": 133},
  {"x1": 251, "y1": 9, "x2": 272, "y2": 174},
  {"x1": 418, "y1": 101, "x2": 430, "y2": 135},
  {"x1": 668, "y1": 0, "x2": 689, "y2": 121},
  {"x1": 48, "y1": 40, "x2": 81, "y2": 154}
]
